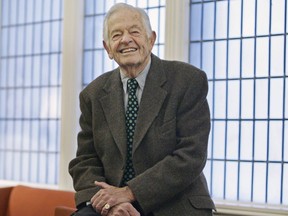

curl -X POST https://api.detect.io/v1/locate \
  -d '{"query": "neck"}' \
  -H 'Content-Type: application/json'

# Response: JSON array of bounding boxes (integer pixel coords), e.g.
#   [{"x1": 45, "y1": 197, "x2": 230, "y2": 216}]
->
[{"x1": 120, "y1": 56, "x2": 151, "y2": 78}]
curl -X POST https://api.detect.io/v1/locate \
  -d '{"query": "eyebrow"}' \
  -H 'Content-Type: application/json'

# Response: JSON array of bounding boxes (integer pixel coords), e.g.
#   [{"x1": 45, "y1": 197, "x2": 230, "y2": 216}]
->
[{"x1": 110, "y1": 24, "x2": 142, "y2": 35}]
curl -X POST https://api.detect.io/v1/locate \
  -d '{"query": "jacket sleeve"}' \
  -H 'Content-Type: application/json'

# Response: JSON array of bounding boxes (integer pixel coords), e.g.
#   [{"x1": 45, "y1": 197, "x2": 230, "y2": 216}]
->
[
  {"x1": 68, "y1": 91, "x2": 105, "y2": 206},
  {"x1": 127, "y1": 70, "x2": 211, "y2": 213}
]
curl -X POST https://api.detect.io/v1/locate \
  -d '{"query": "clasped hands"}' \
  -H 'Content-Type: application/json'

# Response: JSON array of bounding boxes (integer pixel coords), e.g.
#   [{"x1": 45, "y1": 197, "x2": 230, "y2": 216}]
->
[{"x1": 91, "y1": 181, "x2": 140, "y2": 216}]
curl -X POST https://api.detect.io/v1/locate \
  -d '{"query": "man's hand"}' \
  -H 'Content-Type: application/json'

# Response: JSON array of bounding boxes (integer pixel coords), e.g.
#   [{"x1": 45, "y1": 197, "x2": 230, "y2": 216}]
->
[
  {"x1": 107, "y1": 203, "x2": 140, "y2": 216},
  {"x1": 91, "y1": 181, "x2": 136, "y2": 215}
]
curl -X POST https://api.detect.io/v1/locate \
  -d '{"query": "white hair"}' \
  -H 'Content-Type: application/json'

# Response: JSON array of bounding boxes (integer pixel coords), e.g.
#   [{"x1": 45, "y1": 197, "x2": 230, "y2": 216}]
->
[{"x1": 103, "y1": 3, "x2": 153, "y2": 44}]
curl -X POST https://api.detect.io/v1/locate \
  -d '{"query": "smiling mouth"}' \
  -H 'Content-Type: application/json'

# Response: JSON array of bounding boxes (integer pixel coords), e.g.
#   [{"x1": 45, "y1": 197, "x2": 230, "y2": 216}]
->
[{"x1": 120, "y1": 48, "x2": 137, "y2": 53}]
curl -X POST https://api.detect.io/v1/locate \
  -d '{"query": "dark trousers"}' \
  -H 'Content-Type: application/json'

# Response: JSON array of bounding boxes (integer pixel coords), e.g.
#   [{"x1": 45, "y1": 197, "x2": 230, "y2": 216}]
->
[{"x1": 71, "y1": 204, "x2": 154, "y2": 216}]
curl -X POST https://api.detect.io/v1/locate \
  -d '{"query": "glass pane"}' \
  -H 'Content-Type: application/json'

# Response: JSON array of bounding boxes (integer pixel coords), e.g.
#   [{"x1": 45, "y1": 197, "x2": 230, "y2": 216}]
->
[
  {"x1": 212, "y1": 161, "x2": 225, "y2": 198},
  {"x1": 202, "y1": 42, "x2": 214, "y2": 79},
  {"x1": 242, "y1": 39, "x2": 255, "y2": 78},
  {"x1": 213, "y1": 121, "x2": 225, "y2": 159},
  {"x1": 268, "y1": 121, "x2": 283, "y2": 161},
  {"x1": 257, "y1": 0, "x2": 269, "y2": 35},
  {"x1": 240, "y1": 121, "x2": 253, "y2": 160},
  {"x1": 228, "y1": 39, "x2": 240, "y2": 78},
  {"x1": 225, "y1": 161, "x2": 238, "y2": 200},
  {"x1": 254, "y1": 121, "x2": 268, "y2": 161},
  {"x1": 190, "y1": 4, "x2": 202, "y2": 41},
  {"x1": 215, "y1": 41, "x2": 227, "y2": 79},
  {"x1": 253, "y1": 162, "x2": 266, "y2": 203},
  {"x1": 203, "y1": 2, "x2": 214, "y2": 40},
  {"x1": 270, "y1": 78, "x2": 284, "y2": 119},
  {"x1": 271, "y1": 36, "x2": 284, "y2": 76},
  {"x1": 256, "y1": 37, "x2": 269, "y2": 77},
  {"x1": 271, "y1": 0, "x2": 285, "y2": 34},
  {"x1": 214, "y1": 81, "x2": 226, "y2": 119},
  {"x1": 216, "y1": 1, "x2": 228, "y2": 39},
  {"x1": 229, "y1": 0, "x2": 241, "y2": 38},
  {"x1": 255, "y1": 79, "x2": 268, "y2": 119},
  {"x1": 243, "y1": 0, "x2": 255, "y2": 37},
  {"x1": 241, "y1": 79, "x2": 254, "y2": 119},
  {"x1": 226, "y1": 121, "x2": 239, "y2": 160},
  {"x1": 267, "y1": 164, "x2": 281, "y2": 204},
  {"x1": 227, "y1": 80, "x2": 240, "y2": 119},
  {"x1": 190, "y1": 43, "x2": 201, "y2": 69},
  {"x1": 239, "y1": 162, "x2": 252, "y2": 201}
]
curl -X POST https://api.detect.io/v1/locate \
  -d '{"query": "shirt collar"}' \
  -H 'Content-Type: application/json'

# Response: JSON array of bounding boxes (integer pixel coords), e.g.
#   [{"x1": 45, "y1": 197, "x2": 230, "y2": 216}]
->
[{"x1": 120, "y1": 58, "x2": 151, "y2": 94}]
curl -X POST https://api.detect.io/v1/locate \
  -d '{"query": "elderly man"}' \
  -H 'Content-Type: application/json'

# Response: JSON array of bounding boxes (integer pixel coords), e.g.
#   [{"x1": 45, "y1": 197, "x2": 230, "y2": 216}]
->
[{"x1": 69, "y1": 3, "x2": 215, "y2": 216}]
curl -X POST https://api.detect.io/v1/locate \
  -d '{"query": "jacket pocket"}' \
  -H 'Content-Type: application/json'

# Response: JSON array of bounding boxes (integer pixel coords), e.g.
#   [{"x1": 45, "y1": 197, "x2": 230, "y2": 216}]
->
[{"x1": 188, "y1": 195, "x2": 216, "y2": 210}]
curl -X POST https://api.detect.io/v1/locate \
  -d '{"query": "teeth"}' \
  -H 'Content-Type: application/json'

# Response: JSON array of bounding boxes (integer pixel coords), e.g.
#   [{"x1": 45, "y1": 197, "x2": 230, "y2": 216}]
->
[{"x1": 121, "y1": 48, "x2": 136, "y2": 53}]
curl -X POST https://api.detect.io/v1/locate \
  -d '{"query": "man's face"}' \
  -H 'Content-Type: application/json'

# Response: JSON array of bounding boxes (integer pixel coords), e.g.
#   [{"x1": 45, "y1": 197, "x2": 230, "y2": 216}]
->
[{"x1": 103, "y1": 9, "x2": 156, "y2": 73}]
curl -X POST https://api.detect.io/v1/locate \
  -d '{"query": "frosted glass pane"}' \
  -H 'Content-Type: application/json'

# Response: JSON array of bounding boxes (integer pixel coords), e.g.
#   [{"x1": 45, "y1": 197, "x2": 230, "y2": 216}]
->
[
  {"x1": 255, "y1": 79, "x2": 268, "y2": 119},
  {"x1": 226, "y1": 162, "x2": 238, "y2": 200},
  {"x1": 270, "y1": 78, "x2": 284, "y2": 119},
  {"x1": 226, "y1": 121, "x2": 239, "y2": 160},
  {"x1": 241, "y1": 80, "x2": 254, "y2": 119},
  {"x1": 202, "y1": 42, "x2": 214, "y2": 79},
  {"x1": 93, "y1": 50, "x2": 104, "y2": 78},
  {"x1": 216, "y1": 1, "x2": 228, "y2": 39},
  {"x1": 240, "y1": 121, "x2": 253, "y2": 160},
  {"x1": 283, "y1": 164, "x2": 288, "y2": 205},
  {"x1": 203, "y1": 160, "x2": 211, "y2": 192},
  {"x1": 212, "y1": 161, "x2": 225, "y2": 198},
  {"x1": 190, "y1": 43, "x2": 201, "y2": 69},
  {"x1": 83, "y1": 51, "x2": 93, "y2": 85},
  {"x1": 285, "y1": 121, "x2": 288, "y2": 161},
  {"x1": 84, "y1": 17, "x2": 94, "y2": 49},
  {"x1": 203, "y1": 2, "x2": 215, "y2": 40},
  {"x1": 271, "y1": 0, "x2": 285, "y2": 34},
  {"x1": 268, "y1": 121, "x2": 283, "y2": 161},
  {"x1": 229, "y1": 0, "x2": 241, "y2": 38},
  {"x1": 243, "y1": 0, "x2": 255, "y2": 37},
  {"x1": 215, "y1": 41, "x2": 227, "y2": 79},
  {"x1": 256, "y1": 37, "x2": 269, "y2": 77},
  {"x1": 94, "y1": 16, "x2": 104, "y2": 49},
  {"x1": 286, "y1": 78, "x2": 288, "y2": 119},
  {"x1": 214, "y1": 81, "x2": 226, "y2": 119},
  {"x1": 207, "y1": 81, "x2": 214, "y2": 117},
  {"x1": 190, "y1": 4, "x2": 202, "y2": 41},
  {"x1": 271, "y1": 36, "x2": 284, "y2": 76},
  {"x1": 242, "y1": 39, "x2": 255, "y2": 78},
  {"x1": 239, "y1": 162, "x2": 252, "y2": 202},
  {"x1": 253, "y1": 163, "x2": 266, "y2": 203},
  {"x1": 257, "y1": 0, "x2": 269, "y2": 35},
  {"x1": 85, "y1": 0, "x2": 95, "y2": 14},
  {"x1": 227, "y1": 80, "x2": 240, "y2": 119},
  {"x1": 0, "y1": 90, "x2": 5, "y2": 118},
  {"x1": 267, "y1": 164, "x2": 281, "y2": 204},
  {"x1": 228, "y1": 40, "x2": 240, "y2": 78},
  {"x1": 254, "y1": 121, "x2": 268, "y2": 161},
  {"x1": 213, "y1": 121, "x2": 226, "y2": 159}
]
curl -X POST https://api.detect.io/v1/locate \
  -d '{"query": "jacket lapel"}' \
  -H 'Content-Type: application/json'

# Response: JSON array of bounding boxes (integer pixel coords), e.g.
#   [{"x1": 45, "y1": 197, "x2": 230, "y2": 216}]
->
[
  {"x1": 133, "y1": 55, "x2": 167, "y2": 153},
  {"x1": 100, "y1": 70, "x2": 127, "y2": 160}
]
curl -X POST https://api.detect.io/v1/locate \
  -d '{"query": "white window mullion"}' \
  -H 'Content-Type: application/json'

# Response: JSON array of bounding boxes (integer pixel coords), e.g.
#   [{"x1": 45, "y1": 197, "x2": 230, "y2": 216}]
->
[
  {"x1": 164, "y1": 0, "x2": 190, "y2": 62},
  {"x1": 59, "y1": 0, "x2": 84, "y2": 190}
]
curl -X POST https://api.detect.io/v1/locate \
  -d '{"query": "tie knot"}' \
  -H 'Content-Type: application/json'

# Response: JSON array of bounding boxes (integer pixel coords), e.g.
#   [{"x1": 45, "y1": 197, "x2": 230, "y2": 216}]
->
[{"x1": 127, "y1": 78, "x2": 138, "y2": 94}]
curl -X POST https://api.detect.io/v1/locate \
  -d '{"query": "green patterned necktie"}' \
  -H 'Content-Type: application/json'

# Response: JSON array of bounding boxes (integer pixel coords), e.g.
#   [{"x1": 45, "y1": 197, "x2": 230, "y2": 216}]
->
[{"x1": 122, "y1": 78, "x2": 139, "y2": 185}]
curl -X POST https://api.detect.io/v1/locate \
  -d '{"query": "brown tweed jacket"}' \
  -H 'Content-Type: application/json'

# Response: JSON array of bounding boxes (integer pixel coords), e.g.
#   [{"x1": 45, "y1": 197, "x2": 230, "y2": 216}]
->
[{"x1": 69, "y1": 54, "x2": 215, "y2": 215}]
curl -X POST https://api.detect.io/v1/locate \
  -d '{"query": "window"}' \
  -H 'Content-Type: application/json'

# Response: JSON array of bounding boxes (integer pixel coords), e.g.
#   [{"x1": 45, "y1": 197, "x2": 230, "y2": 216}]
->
[
  {"x1": 82, "y1": 0, "x2": 166, "y2": 87},
  {"x1": 0, "y1": 0, "x2": 63, "y2": 184},
  {"x1": 190, "y1": 0, "x2": 288, "y2": 206}
]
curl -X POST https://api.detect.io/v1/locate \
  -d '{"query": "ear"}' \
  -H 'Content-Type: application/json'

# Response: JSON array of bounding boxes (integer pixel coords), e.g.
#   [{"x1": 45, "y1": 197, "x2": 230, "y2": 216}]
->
[
  {"x1": 149, "y1": 31, "x2": 157, "y2": 49},
  {"x1": 103, "y1": 40, "x2": 113, "y2": 59}
]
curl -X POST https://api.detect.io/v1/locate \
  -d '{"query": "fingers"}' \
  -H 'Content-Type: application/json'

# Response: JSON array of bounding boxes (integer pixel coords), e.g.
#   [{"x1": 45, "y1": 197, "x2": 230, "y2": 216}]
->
[
  {"x1": 107, "y1": 203, "x2": 140, "y2": 216},
  {"x1": 94, "y1": 181, "x2": 110, "y2": 189}
]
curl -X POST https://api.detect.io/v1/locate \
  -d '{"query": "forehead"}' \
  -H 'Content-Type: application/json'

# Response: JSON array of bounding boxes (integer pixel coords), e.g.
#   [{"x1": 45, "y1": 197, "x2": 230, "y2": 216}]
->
[{"x1": 108, "y1": 9, "x2": 144, "y2": 31}]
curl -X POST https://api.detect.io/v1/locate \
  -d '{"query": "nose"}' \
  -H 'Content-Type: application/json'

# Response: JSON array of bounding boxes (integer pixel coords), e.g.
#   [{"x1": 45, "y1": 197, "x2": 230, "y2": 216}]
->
[{"x1": 121, "y1": 32, "x2": 132, "y2": 44}]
